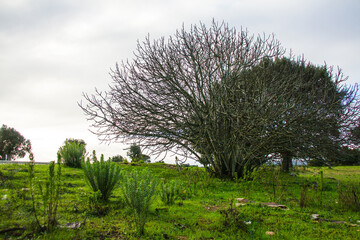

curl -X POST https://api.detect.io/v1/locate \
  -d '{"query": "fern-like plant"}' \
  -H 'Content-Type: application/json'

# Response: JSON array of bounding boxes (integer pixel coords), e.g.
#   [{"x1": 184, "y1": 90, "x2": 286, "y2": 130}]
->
[
  {"x1": 122, "y1": 169, "x2": 158, "y2": 235},
  {"x1": 82, "y1": 152, "x2": 122, "y2": 202}
]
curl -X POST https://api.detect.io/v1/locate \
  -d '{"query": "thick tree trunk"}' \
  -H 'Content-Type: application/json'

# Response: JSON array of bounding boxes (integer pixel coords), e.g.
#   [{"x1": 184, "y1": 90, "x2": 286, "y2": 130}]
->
[{"x1": 281, "y1": 151, "x2": 293, "y2": 172}]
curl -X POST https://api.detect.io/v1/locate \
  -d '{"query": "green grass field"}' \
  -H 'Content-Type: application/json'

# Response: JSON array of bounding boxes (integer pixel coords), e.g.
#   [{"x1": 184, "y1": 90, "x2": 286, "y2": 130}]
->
[{"x1": 1, "y1": 162, "x2": 359, "y2": 239}]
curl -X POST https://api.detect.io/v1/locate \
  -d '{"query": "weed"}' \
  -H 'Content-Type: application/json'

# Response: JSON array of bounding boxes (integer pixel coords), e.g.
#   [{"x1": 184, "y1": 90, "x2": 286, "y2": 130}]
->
[
  {"x1": 28, "y1": 152, "x2": 62, "y2": 232},
  {"x1": 219, "y1": 198, "x2": 248, "y2": 232},
  {"x1": 337, "y1": 182, "x2": 360, "y2": 211},
  {"x1": 159, "y1": 180, "x2": 182, "y2": 205},
  {"x1": 122, "y1": 168, "x2": 158, "y2": 235}
]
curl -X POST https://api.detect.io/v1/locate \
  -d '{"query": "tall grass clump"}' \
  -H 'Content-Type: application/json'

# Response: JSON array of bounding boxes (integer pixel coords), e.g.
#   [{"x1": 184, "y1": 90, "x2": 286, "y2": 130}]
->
[
  {"x1": 58, "y1": 139, "x2": 86, "y2": 168},
  {"x1": 82, "y1": 151, "x2": 122, "y2": 202},
  {"x1": 28, "y1": 152, "x2": 62, "y2": 232},
  {"x1": 122, "y1": 169, "x2": 158, "y2": 235}
]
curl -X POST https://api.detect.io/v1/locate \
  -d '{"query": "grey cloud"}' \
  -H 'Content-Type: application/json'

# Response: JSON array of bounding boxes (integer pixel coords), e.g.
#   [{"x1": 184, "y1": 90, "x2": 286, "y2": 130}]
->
[{"x1": 1, "y1": 0, "x2": 359, "y2": 162}]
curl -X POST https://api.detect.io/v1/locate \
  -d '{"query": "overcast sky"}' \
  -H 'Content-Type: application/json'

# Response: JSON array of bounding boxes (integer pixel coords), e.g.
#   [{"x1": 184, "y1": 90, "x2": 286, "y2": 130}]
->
[{"x1": 1, "y1": 0, "x2": 359, "y2": 163}]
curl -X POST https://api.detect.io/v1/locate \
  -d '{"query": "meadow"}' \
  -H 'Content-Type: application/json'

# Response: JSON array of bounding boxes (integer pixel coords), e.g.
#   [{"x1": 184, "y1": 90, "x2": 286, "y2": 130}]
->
[{"x1": 0, "y1": 162, "x2": 359, "y2": 239}]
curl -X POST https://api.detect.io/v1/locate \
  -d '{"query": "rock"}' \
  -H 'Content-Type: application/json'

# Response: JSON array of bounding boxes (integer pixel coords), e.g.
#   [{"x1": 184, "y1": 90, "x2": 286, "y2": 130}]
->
[
  {"x1": 235, "y1": 203, "x2": 246, "y2": 207},
  {"x1": 265, "y1": 231, "x2": 275, "y2": 236},
  {"x1": 235, "y1": 198, "x2": 252, "y2": 203},
  {"x1": 261, "y1": 202, "x2": 288, "y2": 210},
  {"x1": 62, "y1": 222, "x2": 82, "y2": 229},
  {"x1": 311, "y1": 214, "x2": 323, "y2": 220}
]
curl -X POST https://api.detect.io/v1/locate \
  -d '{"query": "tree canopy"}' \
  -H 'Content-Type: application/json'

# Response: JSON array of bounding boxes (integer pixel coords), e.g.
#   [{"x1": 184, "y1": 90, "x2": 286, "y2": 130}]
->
[
  {"x1": 254, "y1": 58, "x2": 359, "y2": 171},
  {"x1": 0, "y1": 124, "x2": 31, "y2": 160},
  {"x1": 80, "y1": 21, "x2": 359, "y2": 178}
]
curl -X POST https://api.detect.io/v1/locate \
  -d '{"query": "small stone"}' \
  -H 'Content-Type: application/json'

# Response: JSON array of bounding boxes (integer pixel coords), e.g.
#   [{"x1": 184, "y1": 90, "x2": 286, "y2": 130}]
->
[
  {"x1": 265, "y1": 231, "x2": 275, "y2": 236},
  {"x1": 235, "y1": 203, "x2": 246, "y2": 207},
  {"x1": 311, "y1": 214, "x2": 323, "y2": 220},
  {"x1": 62, "y1": 222, "x2": 82, "y2": 229},
  {"x1": 235, "y1": 198, "x2": 251, "y2": 203}
]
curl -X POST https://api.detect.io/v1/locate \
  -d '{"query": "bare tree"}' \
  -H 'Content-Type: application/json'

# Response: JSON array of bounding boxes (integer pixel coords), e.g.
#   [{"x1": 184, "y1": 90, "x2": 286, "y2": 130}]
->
[{"x1": 80, "y1": 21, "x2": 357, "y2": 178}]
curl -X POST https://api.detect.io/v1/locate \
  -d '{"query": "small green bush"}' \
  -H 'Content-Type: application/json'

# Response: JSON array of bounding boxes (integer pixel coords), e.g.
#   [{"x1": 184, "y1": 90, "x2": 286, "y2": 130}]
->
[
  {"x1": 58, "y1": 139, "x2": 86, "y2": 168},
  {"x1": 159, "y1": 180, "x2": 182, "y2": 205},
  {"x1": 122, "y1": 169, "x2": 158, "y2": 235},
  {"x1": 82, "y1": 152, "x2": 122, "y2": 202},
  {"x1": 111, "y1": 155, "x2": 125, "y2": 163}
]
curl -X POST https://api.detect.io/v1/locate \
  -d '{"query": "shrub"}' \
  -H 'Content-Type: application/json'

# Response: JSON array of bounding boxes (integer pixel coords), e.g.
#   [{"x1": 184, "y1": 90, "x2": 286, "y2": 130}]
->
[
  {"x1": 122, "y1": 169, "x2": 158, "y2": 235},
  {"x1": 28, "y1": 152, "x2": 62, "y2": 232},
  {"x1": 159, "y1": 180, "x2": 182, "y2": 205},
  {"x1": 58, "y1": 139, "x2": 86, "y2": 168},
  {"x1": 111, "y1": 155, "x2": 125, "y2": 163},
  {"x1": 82, "y1": 152, "x2": 122, "y2": 202}
]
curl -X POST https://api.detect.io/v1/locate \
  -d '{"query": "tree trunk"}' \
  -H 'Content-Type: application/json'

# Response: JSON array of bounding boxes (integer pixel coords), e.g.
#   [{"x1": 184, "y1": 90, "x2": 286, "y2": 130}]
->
[{"x1": 281, "y1": 151, "x2": 293, "y2": 172}]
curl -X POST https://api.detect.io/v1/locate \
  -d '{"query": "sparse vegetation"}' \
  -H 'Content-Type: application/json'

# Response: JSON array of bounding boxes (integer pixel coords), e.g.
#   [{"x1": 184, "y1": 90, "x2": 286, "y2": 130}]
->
[
  {"x1": 1, "y1": 162, "x2": 360, "y2": 239},
  {"x1": 28, "y1": 152, "x2": 62, "y2": 232}
]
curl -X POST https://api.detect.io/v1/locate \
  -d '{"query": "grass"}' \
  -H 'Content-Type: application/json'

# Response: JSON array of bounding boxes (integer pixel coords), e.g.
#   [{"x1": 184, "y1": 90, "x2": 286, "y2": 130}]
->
[{"x1": 0, "y1": 162, "x2": 360, "y2": 239}]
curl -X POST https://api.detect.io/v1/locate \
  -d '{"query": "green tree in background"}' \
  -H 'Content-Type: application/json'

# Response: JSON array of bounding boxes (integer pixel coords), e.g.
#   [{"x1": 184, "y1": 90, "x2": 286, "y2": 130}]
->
[
  {"x1": 58, "y1": 138, "x2": 86, "y2": 167},
  {"x1": 127, "y1": 143, "x2": 150, "y2": 163},
  {"x1": 254, "y1": 58, "x2": 359, "y2": 172},
  {"x1": 0, "y1": 124, "x2": 31, "y2": 160}
]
